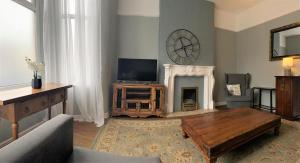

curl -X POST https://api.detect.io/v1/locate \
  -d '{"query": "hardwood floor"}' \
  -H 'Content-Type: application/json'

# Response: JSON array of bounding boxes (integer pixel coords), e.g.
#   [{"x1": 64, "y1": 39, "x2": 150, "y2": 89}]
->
[{"x1": 73, "y1": 121, "x2": 100, "y2": 148}]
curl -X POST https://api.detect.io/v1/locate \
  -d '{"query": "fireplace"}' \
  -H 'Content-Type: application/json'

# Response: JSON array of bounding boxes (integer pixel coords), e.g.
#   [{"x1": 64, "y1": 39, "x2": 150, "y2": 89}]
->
[
  {"x1": 164, "y1": 64, "x2": 215, "y2": 113},
  {"x1": 182, "y1": 87, "x2": 198, "y2": 111}
]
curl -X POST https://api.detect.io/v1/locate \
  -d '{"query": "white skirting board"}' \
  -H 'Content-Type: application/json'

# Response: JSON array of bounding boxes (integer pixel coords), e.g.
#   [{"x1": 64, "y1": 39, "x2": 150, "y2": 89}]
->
[{"x1": 73, "y1": 112, "x2": 110, "y2": 122}]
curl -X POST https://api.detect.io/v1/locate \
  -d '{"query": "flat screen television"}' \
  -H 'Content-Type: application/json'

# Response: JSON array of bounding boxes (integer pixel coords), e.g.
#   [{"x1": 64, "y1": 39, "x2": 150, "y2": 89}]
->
[{"x1": 117, "y1": 58, "x2": 157, "y2": 82}]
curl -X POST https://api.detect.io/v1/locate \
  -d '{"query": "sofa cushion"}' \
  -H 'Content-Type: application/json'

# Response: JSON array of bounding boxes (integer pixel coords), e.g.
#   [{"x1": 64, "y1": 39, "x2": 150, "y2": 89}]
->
[
  {"x1": 0, "y1": 114, "x2": 73, "y2": 163},
  {"x1": 67, "y1": 147, "x2": 161, "y2": 163}
]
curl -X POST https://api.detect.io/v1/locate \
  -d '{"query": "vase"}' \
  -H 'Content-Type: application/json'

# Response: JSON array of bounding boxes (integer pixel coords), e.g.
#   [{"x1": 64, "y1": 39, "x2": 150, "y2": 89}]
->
[{"x1": 32, "y1": 78, "x2": 42, "y2": 89}]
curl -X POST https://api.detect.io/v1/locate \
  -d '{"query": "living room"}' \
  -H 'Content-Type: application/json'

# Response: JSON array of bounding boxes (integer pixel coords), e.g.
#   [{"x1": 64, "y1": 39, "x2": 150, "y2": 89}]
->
[{"x1": 0, "y1": 0, "x2": 300, "y2": 162}]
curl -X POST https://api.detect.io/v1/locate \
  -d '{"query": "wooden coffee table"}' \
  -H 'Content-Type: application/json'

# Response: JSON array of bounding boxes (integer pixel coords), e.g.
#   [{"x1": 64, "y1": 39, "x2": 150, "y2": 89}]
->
[{"x1": 182, "y1": 108, "x2": 281, "y2": 163}]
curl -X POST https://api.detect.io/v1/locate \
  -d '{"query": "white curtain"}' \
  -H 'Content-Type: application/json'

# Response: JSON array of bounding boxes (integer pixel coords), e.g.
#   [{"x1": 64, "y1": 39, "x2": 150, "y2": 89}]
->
[{"x1": 43, "y1": 0, "x2": 105, "y2": 126}]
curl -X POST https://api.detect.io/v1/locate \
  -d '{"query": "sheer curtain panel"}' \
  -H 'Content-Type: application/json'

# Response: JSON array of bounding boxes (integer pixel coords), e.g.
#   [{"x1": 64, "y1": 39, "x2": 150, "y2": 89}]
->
[{"x1": 43, "y1": 0, "x2": 104, "y2": 126}]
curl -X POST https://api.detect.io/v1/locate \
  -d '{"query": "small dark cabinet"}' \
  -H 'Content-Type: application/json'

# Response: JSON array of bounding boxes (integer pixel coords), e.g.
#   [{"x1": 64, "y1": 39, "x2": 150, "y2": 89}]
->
[{"x1": 275, "y1": 76, "x2": 300, "y2": 120}]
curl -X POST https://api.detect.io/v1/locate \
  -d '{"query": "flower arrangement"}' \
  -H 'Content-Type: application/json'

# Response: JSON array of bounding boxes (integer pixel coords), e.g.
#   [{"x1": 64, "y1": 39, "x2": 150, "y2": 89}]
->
[
  {"x1": 25, "y1": 57, "x2": 45, "y2": 89},
  {"x1": 25, "y1": 57, "x2": 45, "y2": 79}
]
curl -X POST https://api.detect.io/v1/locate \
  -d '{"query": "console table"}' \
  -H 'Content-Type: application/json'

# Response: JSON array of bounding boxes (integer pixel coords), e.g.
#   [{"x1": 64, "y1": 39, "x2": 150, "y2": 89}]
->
[
  {"x1": 0, "y1": 83, "x2": 72, "y2": 140},
  {"x1": 252, "y1": 87, "x2": 276, "y2": 113}
]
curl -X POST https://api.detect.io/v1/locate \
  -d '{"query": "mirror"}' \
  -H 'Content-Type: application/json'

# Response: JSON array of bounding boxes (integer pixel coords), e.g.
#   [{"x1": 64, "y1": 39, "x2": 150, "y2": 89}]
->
[{"x1": 270, "y1": 22, "x2": 300, "y2": 61}]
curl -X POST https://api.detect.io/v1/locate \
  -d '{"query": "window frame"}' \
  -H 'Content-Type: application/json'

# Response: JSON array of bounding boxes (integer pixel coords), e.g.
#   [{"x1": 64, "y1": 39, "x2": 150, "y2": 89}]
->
[{"x1": 12, "y1": 0, "x2": 36, "y2": 12}]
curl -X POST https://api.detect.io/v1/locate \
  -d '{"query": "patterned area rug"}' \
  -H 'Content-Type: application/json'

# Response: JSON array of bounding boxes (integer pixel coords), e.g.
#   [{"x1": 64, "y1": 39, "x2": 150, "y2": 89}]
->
[{"x1": 92, "y1": 118, "x2": 300, "y2": 163}]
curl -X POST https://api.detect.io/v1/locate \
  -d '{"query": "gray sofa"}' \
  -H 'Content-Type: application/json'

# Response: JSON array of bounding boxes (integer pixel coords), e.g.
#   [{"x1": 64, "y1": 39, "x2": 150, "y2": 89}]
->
[
  {"x1": 0, "y1": 114, "x2": 160, "y2": 163},
  {"x1": 225, "y1": 73, "x2": 252, "y2": 108}
]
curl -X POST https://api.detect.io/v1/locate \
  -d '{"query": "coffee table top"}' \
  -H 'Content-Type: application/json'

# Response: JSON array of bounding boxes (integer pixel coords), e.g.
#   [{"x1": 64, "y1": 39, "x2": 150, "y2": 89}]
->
[{"x1": 182, "y1": 108, "x2": 281, "y2": 150}]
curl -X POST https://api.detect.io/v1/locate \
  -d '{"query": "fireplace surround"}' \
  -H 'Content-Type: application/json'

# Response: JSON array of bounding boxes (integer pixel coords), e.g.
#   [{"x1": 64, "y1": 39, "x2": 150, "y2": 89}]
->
[{"x1": 164, "y1": 64, "x2": 215, "y2": 113}]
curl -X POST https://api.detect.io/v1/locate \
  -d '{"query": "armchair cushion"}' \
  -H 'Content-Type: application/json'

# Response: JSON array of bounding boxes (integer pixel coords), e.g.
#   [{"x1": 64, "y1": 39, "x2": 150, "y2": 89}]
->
[
  {"x1": 226, "y1": 96, "x2": 251, "y2": 102},
  {"x1": 226, "y1": 84, "x2": 241, "y2": 96}
]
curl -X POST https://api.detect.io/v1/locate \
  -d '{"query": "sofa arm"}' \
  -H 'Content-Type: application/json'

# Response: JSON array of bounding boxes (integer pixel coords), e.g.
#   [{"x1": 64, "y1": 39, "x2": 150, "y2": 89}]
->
[{"x1": 0, "y1": 114, "x2": 73, "y2": 163}]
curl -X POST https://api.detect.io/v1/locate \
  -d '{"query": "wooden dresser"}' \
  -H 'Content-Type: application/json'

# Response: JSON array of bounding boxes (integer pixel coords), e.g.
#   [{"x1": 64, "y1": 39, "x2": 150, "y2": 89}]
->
[
  {"x1": 275, "y1": 76, "x2": 300, "y2": 120},
  {"x1": 0, "y1": 83, "x2": 72, "y2": 140}
]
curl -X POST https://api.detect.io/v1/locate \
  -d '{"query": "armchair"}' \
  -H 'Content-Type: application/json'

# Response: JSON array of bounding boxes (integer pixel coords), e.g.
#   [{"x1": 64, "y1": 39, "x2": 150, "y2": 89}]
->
[{"x1": 225, "y1": 73, "x2": 252, "y2": 108}]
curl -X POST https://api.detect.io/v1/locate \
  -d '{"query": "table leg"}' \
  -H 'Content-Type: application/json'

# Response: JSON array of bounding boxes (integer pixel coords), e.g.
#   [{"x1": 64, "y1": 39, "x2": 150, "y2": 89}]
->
[
  {"x1": 205, "y1": 157, "x2": 217, "y2": 163},
  {"x1": 270, "y1": 90, "x2": 273, "y2": 113},
  {"x1": 252, "y1": 89, "x2": 255, "y2": 108},
  {"x1": 259, "y1": 89, "x2": 262, "y2": 109},
  {"x1": 12, "y1": 122, "x2": 19, "y2": 140},
  {"x1": 48, "y1": 106, "x2": 51, "y2": 120},
  {"x1": 274, "y1": 126, "x2": 280, "y2": 136},
  {"x1": 182, "y1": 129, "x2": 189, "y2": 139},
  {"x1": 63, "y1": 100, "x2": 66, "y2": 114}
]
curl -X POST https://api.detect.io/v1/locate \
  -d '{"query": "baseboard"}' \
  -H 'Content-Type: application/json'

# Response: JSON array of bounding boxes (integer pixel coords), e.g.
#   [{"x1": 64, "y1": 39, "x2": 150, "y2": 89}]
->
[
  {"x1": 73, "y1": 112, "x2": 110, "y2": 122},
  {"x1": 215, "y1": 101, "x2": 227, "y2": 106},
  {"x1": 104, "y1": 112, "x2": 109, "y2": 119}
]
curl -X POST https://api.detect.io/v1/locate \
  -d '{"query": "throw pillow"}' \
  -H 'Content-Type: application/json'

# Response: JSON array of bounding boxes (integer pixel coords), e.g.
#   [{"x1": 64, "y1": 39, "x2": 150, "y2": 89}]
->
[{"x1": 226, "y1": 84, "x2": 241, "y2": 96}]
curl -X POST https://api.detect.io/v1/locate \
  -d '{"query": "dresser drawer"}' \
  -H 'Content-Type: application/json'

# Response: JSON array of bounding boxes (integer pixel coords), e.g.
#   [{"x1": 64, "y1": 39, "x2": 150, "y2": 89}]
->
[
  {"x1": 15, "y1": 95, "x2": 49, "y2": 120},
  {"x1": 49, "y1": 90, "x2": 65, "y2": 105}
]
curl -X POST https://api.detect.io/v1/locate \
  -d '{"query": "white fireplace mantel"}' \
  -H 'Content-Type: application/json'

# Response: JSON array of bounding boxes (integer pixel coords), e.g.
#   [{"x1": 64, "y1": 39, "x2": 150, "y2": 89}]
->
[{"x1": 164, "y1": 64, "x2": 215, "y2": 113}]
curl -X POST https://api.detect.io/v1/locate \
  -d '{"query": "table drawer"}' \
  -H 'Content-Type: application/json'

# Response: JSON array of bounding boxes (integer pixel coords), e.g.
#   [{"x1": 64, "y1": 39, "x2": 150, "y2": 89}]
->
[
  {"x1": 49, "y1": 90, "x2": 65, "y2": 105},
  {"x1": 15, "y1": 95, "x2": 49, "y2": 120}
]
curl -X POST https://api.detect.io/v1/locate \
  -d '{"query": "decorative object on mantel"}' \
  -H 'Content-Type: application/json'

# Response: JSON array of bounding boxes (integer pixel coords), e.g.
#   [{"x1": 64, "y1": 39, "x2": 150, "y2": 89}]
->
[
  {"x1": 164, "y1": 64, "x2": 214, "y2": 113},
  {"x1": 25, "y1": 57, "x2": 45, "y2": 89},
  {"x1": 166, "y1": 29, "x2": 200, "y2": 65},
  {"x1": 282, "y1": 57, "x2": 294, "y2": 76}
]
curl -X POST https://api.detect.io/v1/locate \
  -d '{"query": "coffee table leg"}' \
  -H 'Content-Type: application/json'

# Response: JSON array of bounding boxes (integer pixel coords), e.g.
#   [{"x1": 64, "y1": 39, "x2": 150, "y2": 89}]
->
[
  {"x1": 205, "y1": 157, "x2": 217, "y2": 163},
  {"x1": 182, "y1": 130, "x2": 189, "y2": 139},
  {"x1": 274, "y1": 126, "x2": 280, "y2": 136}
]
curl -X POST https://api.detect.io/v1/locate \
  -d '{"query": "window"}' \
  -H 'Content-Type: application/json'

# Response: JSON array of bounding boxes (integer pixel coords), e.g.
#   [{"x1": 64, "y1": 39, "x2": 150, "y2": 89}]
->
[{"x1": 0, "y1": 0, "x2": 37, "y2": 87}]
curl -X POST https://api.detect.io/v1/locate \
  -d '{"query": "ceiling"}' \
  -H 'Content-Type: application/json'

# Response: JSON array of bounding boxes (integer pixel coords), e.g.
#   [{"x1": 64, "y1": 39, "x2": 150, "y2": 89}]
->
[{"x1": 211, "y1": 0, "x2": 264, "y2": 13}]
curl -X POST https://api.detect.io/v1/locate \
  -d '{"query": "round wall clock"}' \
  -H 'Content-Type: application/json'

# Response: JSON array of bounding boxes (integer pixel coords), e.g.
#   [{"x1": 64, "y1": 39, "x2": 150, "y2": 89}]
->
[{"x1": 166, "y1": 29, "x2": 200, "y2": 65}]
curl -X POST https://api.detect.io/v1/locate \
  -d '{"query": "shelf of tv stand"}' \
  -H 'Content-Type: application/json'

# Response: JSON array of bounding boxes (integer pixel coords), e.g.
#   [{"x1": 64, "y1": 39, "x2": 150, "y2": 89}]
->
[
  {"x1": 126, "y1": 92, "x2": 151, "y2": 95},
  {"x1": 126, "y1": 99, "x2": 151, "y2": 103},
  {"x1": 112, "y1": 83, "x2": 165, "y2": 118}
]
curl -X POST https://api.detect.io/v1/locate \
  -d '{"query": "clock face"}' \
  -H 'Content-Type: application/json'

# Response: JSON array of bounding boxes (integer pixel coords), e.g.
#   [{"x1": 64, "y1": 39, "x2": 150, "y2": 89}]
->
[{"x1": 166, "y1": 29, "x2": 200, "y2": 65}]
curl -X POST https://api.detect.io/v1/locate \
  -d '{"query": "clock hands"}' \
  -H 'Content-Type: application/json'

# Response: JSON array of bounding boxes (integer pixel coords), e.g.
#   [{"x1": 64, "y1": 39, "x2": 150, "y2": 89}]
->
[{"x1": 174, "y1": 37, "x2": 193, "y2": 57}]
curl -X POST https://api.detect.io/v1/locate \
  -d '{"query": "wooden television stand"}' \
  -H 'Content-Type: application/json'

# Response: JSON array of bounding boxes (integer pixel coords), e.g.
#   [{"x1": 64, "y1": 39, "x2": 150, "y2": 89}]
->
[{"x1": 112, "y1": 83, "x2": 165, "y2": 117}]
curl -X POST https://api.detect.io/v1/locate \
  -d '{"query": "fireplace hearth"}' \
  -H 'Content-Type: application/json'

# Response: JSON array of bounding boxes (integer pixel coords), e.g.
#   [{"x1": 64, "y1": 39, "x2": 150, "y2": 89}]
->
[{"x1": 182, "y1": 87, "x2": 198, "y2": 111}]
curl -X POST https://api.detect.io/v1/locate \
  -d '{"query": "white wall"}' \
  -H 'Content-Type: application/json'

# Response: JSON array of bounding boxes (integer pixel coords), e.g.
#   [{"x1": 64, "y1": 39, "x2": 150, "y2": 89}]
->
[
  {"x1": 215, "y1": 0, "x2": 300, "y2": 32},
  {"x1": 118, "y1": 0, "x2": 159, "y2": 17}
]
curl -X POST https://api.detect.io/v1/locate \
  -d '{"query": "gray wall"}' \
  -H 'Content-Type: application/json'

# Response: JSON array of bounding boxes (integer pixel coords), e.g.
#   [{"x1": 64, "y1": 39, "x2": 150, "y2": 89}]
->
[
  {"x1": 236, "y1": 10, "x2": 300, "y2": 106},
  {"x1": 286, "y1": 35, "x2": 300, "y2": 55},
  {"x1": 215, "y1": 28, "x2": 237, "y2": 103},
  {"x1": 118, "y1": 16, "x2": 159, "y2": 60},
  {"x1": 158, "y1": 0, "x2": 215, "y2": 110},
  {"x1": 101, "y1": 0, "x2": 119, "y2": 113}
]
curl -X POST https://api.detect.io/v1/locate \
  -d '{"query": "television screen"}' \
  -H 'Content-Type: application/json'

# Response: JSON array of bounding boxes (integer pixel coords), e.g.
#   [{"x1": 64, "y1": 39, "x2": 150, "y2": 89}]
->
[{"x1": 117, "y1": 58, "x2": 157, "y2": 82}]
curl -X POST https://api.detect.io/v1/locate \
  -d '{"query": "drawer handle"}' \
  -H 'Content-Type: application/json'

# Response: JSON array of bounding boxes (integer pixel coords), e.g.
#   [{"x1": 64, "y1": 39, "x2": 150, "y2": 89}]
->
[{"x1": 24, "y1": 107, "x2": 30, "y2": 113}]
